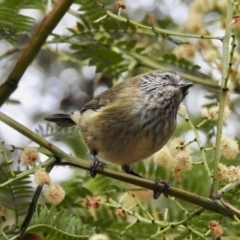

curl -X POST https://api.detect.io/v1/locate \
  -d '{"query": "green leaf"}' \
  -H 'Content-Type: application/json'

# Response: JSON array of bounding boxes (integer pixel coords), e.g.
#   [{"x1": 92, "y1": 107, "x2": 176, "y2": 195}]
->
[
  {"x1": 28, "y1": 205, "x2": 94, "y2": 239},
  {"x1": 0, "y1": 165, "x2": 34, "y2": 225}
]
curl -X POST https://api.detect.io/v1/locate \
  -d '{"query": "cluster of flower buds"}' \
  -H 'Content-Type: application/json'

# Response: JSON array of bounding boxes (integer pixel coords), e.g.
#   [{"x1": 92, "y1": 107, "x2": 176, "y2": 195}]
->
[
  {"x1": 218, "y1": 164, "x2": 240, "y2": 183},
  {"x1": 201, "y1": 105, "x2": 231, "y2": 121},
  {"x1": 82, "y1": 197, "x2": 101, "y2": 210},
  {"x1": 20, "y1": 147, "x2": 65, "y2": 205},
  {"x1": 155, "y1": 138, "x2": 193, "y2": 181}
]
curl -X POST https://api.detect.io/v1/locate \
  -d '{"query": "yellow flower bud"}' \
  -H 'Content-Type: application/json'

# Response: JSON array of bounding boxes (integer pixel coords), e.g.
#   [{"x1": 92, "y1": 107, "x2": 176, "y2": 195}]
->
[
  {"x1": 20, "y1": 147, "x2": 39, "y2": 166},
  {"x1": 115, "y1": 208, "x2": 126, "y2": 217},
  {"x1": 34, "y1": 168, "x2": 51, "y2": 186},
  {"x1": 154, "y1": 147, "x2": 175, "y2": 169},
  {"x1": 43, "y1": 185, "x2": 65, "y2": 205},
  {"x1": 227, "y1": 166, "x2": 240, "y2": 182},
  {"x1": 177, "y1": 104, "x2": 188, "y2": 119},
  {"x1": 220, "y1": 136, "x2": 239, "y2": 160},
  {"x1": 201, "y1": 105, "x2": 231, "y2": 121},
  {"x1": 169, "y1": 138, "x2": 192, "y2": 156},
  {"x1": 172, "y1": 151, "x2": 193, "y2": 181},
  {"x1": 209, "y1": 220, "x2": 223, "y2": 238},
  {"x1": 218, "y1": 163, "x2": 228, "y2": 181}
]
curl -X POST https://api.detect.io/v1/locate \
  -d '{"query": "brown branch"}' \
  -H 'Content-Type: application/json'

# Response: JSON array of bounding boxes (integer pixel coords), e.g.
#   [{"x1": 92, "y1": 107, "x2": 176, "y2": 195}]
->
[
  {"x1": 0, "y1": 111, "x2": 239, "y2": 220},
  {"x1": 0, "y1": 0, "x2": 75, "y2": 106}
]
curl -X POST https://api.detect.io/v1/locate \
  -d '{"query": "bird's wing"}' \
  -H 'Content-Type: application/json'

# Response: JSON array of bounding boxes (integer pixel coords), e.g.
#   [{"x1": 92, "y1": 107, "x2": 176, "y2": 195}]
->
[
  {"x1": 80, "y1": 76, "x2": 140, "y2": 113},
  {"x1": 80, "y1": 87, "x2": 122, "y2": 113},
  {"x1": 80, "y1": 98, "x2": 102, "y2": 112}
]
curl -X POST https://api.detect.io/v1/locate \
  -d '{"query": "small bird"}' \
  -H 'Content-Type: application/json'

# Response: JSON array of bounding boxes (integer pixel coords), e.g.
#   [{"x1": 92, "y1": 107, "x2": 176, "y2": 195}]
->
[{"x1": 45, "y1": 70, "x2": 192, "y2": 197}]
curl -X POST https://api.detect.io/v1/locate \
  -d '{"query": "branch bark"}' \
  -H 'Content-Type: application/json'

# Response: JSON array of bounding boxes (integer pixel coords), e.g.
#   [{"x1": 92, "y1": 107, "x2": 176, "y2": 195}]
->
[
  {"x1": 0, "y1": 111, "x2": 239, "y2": 220},
  {"x1": 0, "y1": 0, "x2": 75, "y2": 106}
]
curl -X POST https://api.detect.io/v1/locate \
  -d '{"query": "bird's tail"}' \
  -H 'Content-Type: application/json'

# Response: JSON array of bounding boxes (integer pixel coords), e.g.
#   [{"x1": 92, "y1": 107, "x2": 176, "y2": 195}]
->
[{"x1": 44, "y1": 113, "x2": 76, "y2": 127}]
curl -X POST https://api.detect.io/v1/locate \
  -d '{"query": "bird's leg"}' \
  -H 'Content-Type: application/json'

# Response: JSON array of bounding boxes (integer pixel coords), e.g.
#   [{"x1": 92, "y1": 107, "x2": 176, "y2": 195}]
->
[
  {"x1": 121, "y1": 165, "x2": 170, "y2": 199},
  {"x1": 153, "y1": 179, "x2": 170, "y2": 199},
  {"x1": 89, "y1": 156, "x2": 105, "y2": 178},
  {"x1": 121, "y1": 164, "x2": 144, "y2": 178}
]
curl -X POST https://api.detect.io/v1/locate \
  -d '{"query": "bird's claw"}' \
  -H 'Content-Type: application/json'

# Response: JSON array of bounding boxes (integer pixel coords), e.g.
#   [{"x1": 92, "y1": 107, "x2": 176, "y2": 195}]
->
[
  {"x1": 153, "y1": 179, "x2": 170, "y2": 199},
  {"x1": 89, "y1": 157, "x2": 104, "y2": 178}
]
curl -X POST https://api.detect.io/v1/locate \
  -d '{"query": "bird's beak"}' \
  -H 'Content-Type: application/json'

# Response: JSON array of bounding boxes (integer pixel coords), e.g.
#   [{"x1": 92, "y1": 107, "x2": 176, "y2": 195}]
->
[
  {"x1": 178, "y1": 83, "x2": 193, "y2": 91},
  {"x1": 178, "y1": 82, "x2": 193, "y2": 96}
]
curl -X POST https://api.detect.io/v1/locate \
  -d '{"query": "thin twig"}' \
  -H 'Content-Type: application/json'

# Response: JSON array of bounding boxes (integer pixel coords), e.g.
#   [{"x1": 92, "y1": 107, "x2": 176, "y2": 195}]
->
[
  {"x1": 19, "y1": 162, "x2": 55, "y2": 239},
  {"x1": 95, "y1": 2, "x2": 223, "y2": 40},
  {"x1": 211, "y1": 0, "x2": 233, "y2": 199},
  {"x1": 0, "y1": 111, "x2": 239, "y2": 219}
]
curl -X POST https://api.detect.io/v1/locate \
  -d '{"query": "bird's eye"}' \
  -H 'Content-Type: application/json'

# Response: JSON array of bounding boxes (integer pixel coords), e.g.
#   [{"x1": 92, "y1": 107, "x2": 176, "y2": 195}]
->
[{"x1": 163, "y1": 74, "x2": 170, "y2": 80}]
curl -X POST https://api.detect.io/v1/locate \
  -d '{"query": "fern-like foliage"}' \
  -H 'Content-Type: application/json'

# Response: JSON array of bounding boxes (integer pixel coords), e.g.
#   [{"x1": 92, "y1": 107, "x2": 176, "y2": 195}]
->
[
  {"x1": 35, "y1": 123, "x2": 79, "y2": 139},
  {"x1": 0, "y1": 163, "x2": 33, "y2": 228},
  {"x1": 49, "y1": 0, "x2": 207, "y2": 82},
  {"x1": 68, "y1": 20, "x2": 137, "y2": 77},
  {"x1": 47, "y1": 1, "x2": 137, "y2": 79},
  {"x1": 0, "y1": 0, "x2": 44, "y2": 43},
  {"x1": 28, "y1": 205, "x2": 94, "y2": 240},
  {"x1": 35, "y1": 123, "x2": 87, "y2": 157}
]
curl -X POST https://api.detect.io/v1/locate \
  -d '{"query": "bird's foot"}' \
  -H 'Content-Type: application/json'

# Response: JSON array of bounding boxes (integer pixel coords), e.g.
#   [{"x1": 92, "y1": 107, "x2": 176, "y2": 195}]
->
[
  {"x1": 153, "y1": 179, "x2": 170, "y2": 199},
  {"x1": 121, "y1": 165, "x2": 170, "y2": 199},
  {"x1": 89, "y1": 157, "x2": 105, "y2": 178}
]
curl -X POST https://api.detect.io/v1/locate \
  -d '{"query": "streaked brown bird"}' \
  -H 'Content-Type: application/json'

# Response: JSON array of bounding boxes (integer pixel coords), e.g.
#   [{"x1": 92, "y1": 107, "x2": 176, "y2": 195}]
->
[{"x1": 45, "y1": 70, "x2": 192, "y2": 198}]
